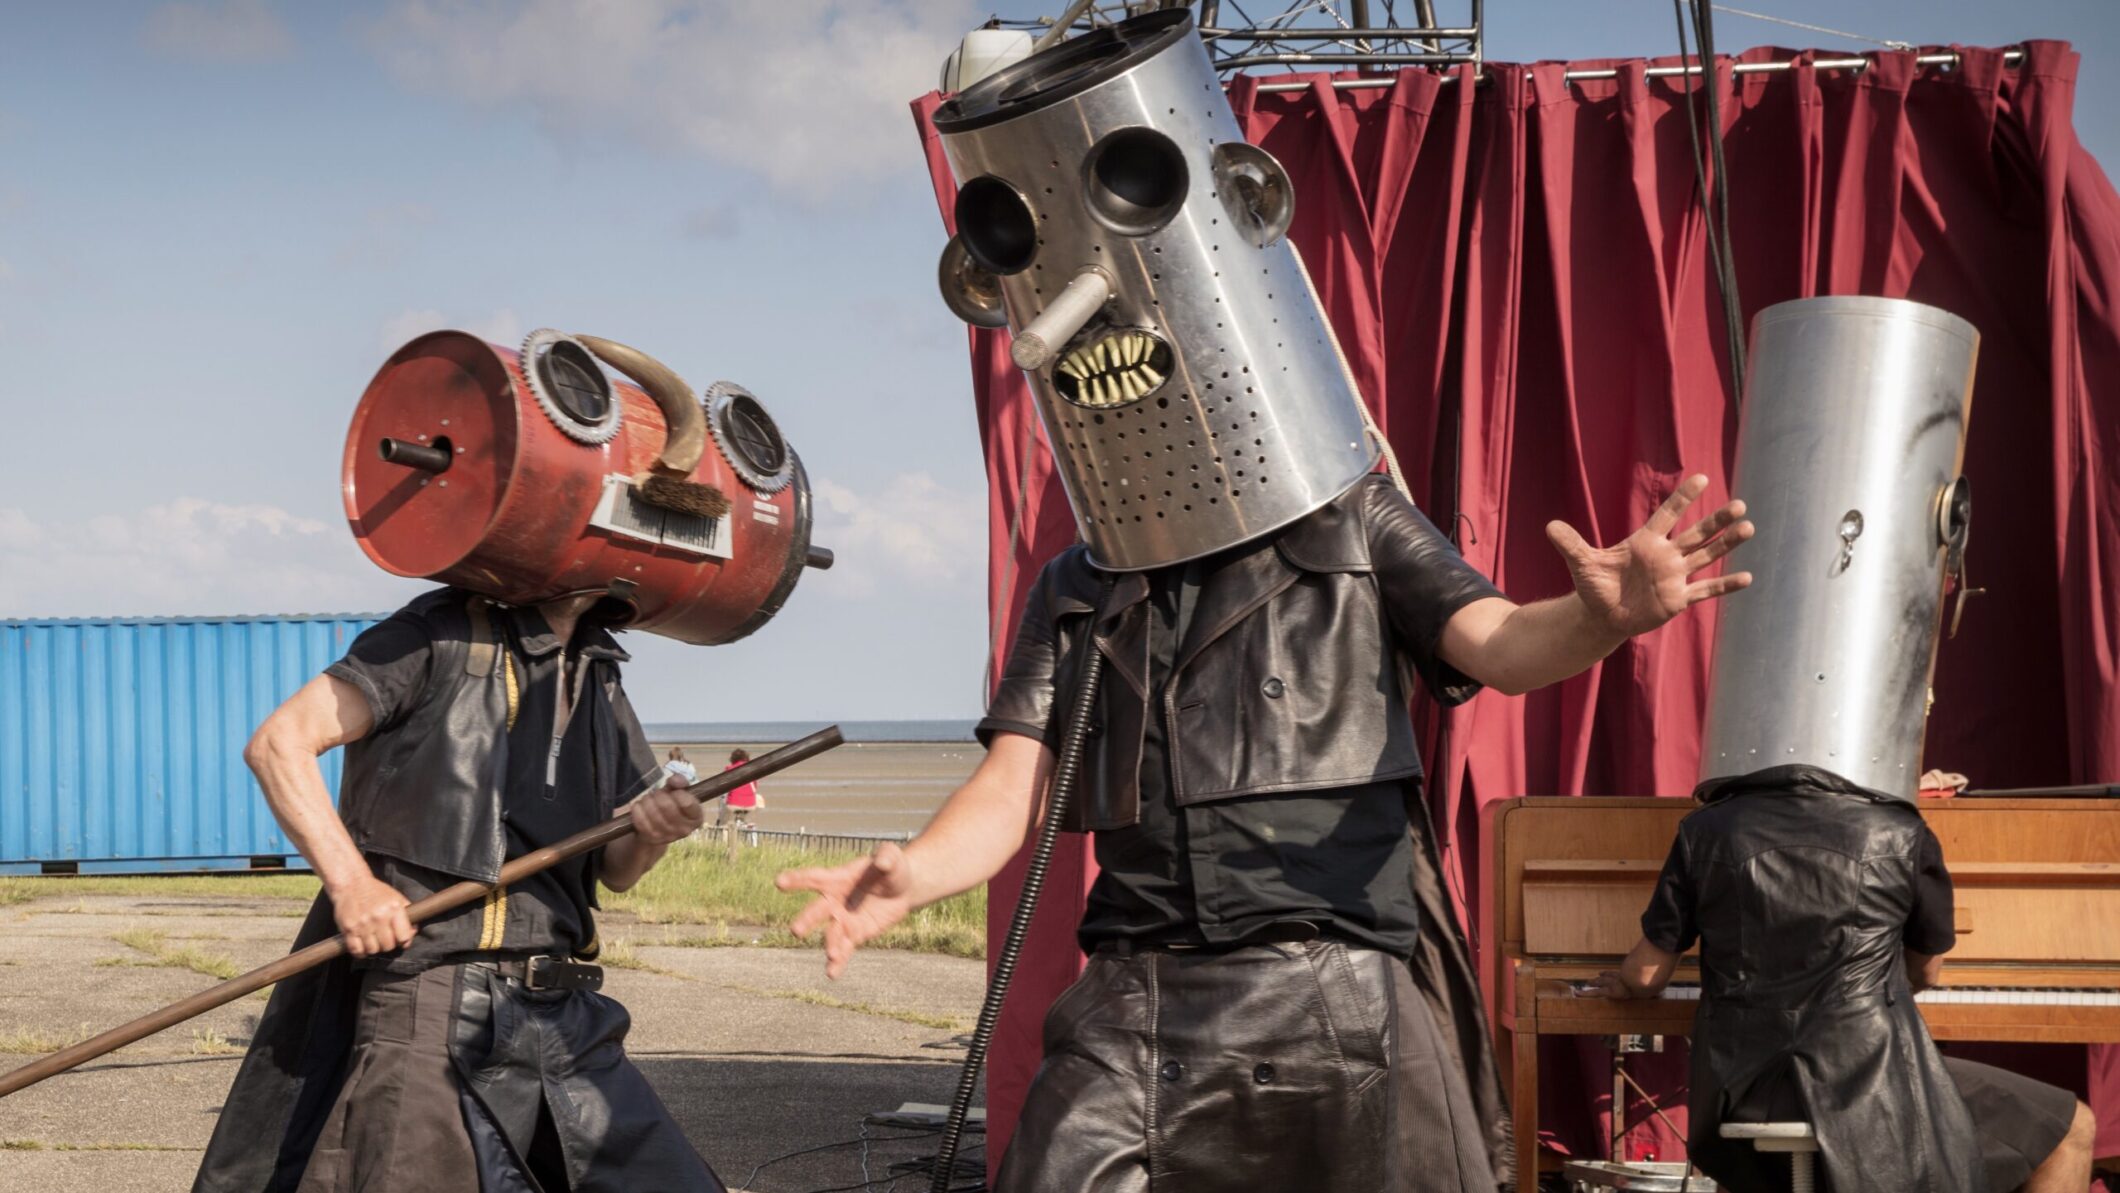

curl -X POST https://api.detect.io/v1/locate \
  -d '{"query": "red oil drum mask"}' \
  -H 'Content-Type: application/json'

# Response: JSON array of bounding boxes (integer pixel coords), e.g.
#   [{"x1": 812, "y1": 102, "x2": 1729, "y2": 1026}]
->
[{"x1": 343, "y1": 329, "x2": 831, "y2": 645}]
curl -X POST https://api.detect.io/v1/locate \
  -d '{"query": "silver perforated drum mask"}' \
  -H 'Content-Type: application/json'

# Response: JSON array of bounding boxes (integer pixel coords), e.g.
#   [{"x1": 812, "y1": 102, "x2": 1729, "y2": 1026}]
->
[
  {"x1": 932, "y1": 11, "x2": 1378, "y2": 572},
  {"x1": 1697, "y1": 296, "x2": 1979, "y2": 802}
]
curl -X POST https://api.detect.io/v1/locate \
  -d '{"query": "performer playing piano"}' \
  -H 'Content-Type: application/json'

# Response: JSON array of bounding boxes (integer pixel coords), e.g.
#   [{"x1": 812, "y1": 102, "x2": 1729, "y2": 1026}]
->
[
  {"x1": 1597, "y1": 296, "x2": 2098, "y2": 1193},
  {"x1": 1600, "y1": 776, "x2": 2097, "y2": 1193}
]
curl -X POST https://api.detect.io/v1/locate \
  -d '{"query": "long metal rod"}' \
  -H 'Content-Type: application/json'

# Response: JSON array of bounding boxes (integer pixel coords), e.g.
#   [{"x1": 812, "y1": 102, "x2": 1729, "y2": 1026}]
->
[
  {"x1": 1251, "y1": 46, "x2": 2022, "y2": 92},
  {"x1": 1226, "y1": 51, "x2": 1478, "y2": 68},
  {"x1": 0, "y1": 727, "x2": 846, "y2": 1100},
  {"x1": 1201, "y1": 26, "x2": 1480, "y2": 39},
  {"x1": 1033, "y1": 0, "x2": 1098, "y2": 51}
]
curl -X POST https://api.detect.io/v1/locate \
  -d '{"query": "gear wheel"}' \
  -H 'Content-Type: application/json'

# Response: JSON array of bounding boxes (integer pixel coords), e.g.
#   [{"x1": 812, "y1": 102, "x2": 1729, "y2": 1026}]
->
[
  {"x1": 705, "y1": 381, "x2": 795, "y2": 494},
  {"x1": 521, "y1": 329, "x2": 621, "y2": 445}
]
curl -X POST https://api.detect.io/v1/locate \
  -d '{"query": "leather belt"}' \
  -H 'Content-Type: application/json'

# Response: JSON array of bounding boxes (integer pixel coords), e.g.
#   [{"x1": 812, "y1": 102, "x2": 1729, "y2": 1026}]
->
[
  {"x1": 1094, "y1": 920, "x2": 1323, "y2": 957},
  {"x1": 471, "y1": 954, "x2": 605, "y2": 992}
]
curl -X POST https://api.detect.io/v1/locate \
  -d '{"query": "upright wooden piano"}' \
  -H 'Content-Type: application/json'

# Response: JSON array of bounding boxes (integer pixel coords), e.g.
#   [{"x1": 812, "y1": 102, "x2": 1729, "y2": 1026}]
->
[{"x1": 1491, "y1": 796, "x2": 2120, "y2": 1191}]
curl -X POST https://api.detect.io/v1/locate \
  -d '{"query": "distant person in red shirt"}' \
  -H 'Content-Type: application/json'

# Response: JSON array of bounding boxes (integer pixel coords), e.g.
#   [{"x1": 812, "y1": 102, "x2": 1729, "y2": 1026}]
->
[{"x1": 718, "y1": 748, "x2": 762, "y2": 832}]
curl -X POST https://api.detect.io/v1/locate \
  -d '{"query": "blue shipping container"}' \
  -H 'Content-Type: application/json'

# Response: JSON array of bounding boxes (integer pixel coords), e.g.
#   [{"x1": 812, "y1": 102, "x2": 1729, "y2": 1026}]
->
[{"x1": 0, "y1": 613, "x2": 383, "y2": 875}]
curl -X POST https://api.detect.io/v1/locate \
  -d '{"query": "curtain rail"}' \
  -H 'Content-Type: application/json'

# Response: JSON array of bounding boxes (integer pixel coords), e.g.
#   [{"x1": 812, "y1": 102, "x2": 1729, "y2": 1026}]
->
[{"x1": 1249, "y1": 47, "x2": 2024, "y2": 93}]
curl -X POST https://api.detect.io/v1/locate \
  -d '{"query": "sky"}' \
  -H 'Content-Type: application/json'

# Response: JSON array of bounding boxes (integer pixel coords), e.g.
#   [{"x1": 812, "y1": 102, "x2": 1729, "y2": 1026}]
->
[{"x1": 1, "y1": 0, "x2": 2114, "y2": 725}]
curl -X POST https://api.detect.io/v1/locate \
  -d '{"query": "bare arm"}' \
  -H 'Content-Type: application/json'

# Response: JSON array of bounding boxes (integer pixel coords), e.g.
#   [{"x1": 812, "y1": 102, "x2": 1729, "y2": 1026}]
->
[
  {"x1": 1438, "y1": 475, "x2": 1753, "y2": 696},
  {"x1": 1596, "y1": 937, "x2": 1683, "y2": 1000},
  {"x1": 777, "y1": 732, "x2": 1053, "y2": 977},
  {"x1": 244, "y1": 674, "x2": 413, "y2": 957},
  {"x1": 1904, "y1": 948, "x2": 1945, "y2": 993}
]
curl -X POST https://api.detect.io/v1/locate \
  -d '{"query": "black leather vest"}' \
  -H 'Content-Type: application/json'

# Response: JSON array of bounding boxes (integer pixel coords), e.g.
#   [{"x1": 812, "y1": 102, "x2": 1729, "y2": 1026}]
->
[
  {"x1": 334, "y1": 588, "x2": 638, "y2": 885},
  {"x1": 984, "y1": 476, "x2": 1500, "y2": 832}
]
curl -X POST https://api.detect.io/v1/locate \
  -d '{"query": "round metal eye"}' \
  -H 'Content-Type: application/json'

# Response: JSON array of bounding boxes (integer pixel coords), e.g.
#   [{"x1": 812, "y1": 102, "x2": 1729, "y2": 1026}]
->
[
  {"x1": 706, "y1": 381, "x2": 795, "y2": 494},
  {"x1": 1213, "y1": 142, "x2": 1295, "y2": 247},
  {"x1": 1083, "y1": 126, "x2": 1189, "y2": 236},
  {"x1": 1938, "y1": 476, "x2": 1972, "y2": 550},
  {"x1": 937, "y1": 235, "x2": 1010, "y2": 329},
  {"x1": 954, "y1": 175, "x2": 1038, "y2": 275},
  {"x1": 521, "y1": 329, "x2": 620, "y2": 444}
]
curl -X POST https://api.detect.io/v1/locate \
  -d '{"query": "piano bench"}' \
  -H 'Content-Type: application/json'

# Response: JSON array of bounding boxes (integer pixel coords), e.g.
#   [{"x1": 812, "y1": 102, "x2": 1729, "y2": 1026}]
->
[{"x1": 1719, "y1": 1123, "x2": 1818, "y2": 1193}]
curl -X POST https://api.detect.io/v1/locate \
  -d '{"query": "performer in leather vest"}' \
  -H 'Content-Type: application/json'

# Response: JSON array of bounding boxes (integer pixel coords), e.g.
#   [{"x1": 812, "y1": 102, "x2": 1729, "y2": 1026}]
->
[
  {"x1": 195, "y1": 330, "x2": 826, "y2": 1192},
  {"x1": 1598, "y1": 298, "x2": 2096, "y2": 1193},
  {"x1": 779, "y1": 15, "x2": 1754, "y2": 1191}
]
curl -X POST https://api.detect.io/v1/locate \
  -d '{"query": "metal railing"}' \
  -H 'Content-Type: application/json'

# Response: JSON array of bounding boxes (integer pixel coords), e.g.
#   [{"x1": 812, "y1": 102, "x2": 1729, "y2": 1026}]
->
[{"x1": 694, "y1": 824, "x2": 912, "y2": 855}]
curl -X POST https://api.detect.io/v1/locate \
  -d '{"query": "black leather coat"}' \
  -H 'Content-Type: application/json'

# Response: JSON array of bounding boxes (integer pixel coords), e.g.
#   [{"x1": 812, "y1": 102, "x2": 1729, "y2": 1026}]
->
[
  {"x1": 982, "y1": 475, "x2": 1502, "y2": 832},
  {"x1": 1675, "y1": 769, "x2": 1984, "y2": 1193},
  {"x1": 981, "y1": 475, "x2": 1518, "y2": 1185}
]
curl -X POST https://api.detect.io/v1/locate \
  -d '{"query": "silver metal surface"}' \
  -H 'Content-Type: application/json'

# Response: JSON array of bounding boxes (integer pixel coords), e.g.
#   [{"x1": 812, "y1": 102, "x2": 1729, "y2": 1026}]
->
[
  {"x1": 934, "y1": 12, "x2": 1379, "y2": 570},
  {"x1": 1699, "y1": 296, "x2": 1978, "y2": 801},
  {"x1": 1563, "y1": 1160, "x2": 1717, "y2": 1192}
]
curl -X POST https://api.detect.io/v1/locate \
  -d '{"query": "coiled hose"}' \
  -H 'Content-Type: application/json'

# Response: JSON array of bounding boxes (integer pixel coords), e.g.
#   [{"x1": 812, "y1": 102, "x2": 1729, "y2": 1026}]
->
[{"x1": 929, "y1": 585, "x2": 1112, "y2": 1192}]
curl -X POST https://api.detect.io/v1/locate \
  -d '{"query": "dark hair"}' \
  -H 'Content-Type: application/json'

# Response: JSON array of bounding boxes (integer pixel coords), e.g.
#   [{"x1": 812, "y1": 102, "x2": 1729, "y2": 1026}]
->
[
  {"x1": 729, "y1": 748, "x2": 750, "y2": 764},
  {"x1": 667, "y1": 746, "x2": 686, "y2": 760}
]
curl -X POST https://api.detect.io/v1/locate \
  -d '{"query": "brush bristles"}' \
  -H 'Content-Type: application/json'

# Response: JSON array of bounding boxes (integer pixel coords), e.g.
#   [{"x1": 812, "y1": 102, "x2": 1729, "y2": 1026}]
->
[{"x1": 637, "y1": 475, "x2": 732, "y2": 520}]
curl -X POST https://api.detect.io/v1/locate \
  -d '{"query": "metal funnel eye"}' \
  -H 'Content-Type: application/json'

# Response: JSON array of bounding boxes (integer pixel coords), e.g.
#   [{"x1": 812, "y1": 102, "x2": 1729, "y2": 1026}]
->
[
  {"x1": 938, "y1": 235, "x2": 1010, "y2": 328},
  {"x1": 1213, "y1": 142, "x2": 1294, "y2": 247},
  {"x1": 1084, "y1": 127, "x2": 1189, "y2": 236},
  {"x1": 955, "y1": 176, "x2": 1038, "y2": 275}
]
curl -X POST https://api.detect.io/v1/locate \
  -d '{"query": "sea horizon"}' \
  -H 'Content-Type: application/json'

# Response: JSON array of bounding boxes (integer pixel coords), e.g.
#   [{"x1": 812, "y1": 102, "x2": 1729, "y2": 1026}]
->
[{"x1": 644, "y1": 718, "x2": 978, "y2": 745}]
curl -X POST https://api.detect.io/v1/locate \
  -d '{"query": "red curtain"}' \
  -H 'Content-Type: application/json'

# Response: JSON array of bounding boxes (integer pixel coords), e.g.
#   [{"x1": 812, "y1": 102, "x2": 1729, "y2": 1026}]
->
[{"x1": 916, "y1": 37, "x2": 2120, "y2": 1172}]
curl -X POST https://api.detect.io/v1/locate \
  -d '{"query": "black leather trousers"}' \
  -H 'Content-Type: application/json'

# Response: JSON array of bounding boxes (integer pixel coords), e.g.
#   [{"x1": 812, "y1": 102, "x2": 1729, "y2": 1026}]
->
[{"x1": 997, "y1": 940, "x2": 1492, "y2": 1193}]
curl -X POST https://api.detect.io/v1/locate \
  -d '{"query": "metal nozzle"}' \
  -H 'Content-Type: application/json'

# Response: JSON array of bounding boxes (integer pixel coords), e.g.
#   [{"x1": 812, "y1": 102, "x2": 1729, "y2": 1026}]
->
[
  {"x1": 1011, "y1": 268, "x2": 1112, "y2": 372},
  {"x1": 805, "y1": 546, "x2": 835, "y2": 571},
  {"x1": 379, "y1": 438, "x2": 452, "y2": 474}
]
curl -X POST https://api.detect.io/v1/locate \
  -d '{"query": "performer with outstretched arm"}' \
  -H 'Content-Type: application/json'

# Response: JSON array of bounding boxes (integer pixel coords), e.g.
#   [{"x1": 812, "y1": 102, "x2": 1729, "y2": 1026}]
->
[
  {"x1": 785, "y1": 15, "x2": 1753, "y2": 1189},
  {"x1": 783, "y1": 471, "x2": 1752, "y2": 1191}
]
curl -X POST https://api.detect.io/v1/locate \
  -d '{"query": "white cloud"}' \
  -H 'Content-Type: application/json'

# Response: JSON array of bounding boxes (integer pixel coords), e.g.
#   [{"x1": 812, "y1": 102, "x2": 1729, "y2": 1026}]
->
[
  {"x1": 378, "y1": 307, "x2": 524, "y2": 354},
  {"x1": 0, "y1": 500, "x2": 422, "y2": 619},
  {"x1": 365, "y1": 0, "x2": 979, "y2": 202},
  {"x1": 811, "y1": 471, "x2": 984, "y2": 598},
  {"x1": 141, "y1": 0, "x2": 297, "y2": 63}
]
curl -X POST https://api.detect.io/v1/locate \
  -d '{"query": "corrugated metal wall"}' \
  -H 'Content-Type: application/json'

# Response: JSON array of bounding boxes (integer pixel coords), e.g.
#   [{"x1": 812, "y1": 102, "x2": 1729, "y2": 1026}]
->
[{"x1": 0, "y1": 614, "x2": 382, "y2": 874}]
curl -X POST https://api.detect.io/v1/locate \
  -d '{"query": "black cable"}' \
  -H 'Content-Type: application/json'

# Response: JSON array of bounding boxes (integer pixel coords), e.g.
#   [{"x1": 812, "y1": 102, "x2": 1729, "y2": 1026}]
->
[
  {"x1": 1690, "y1": 0, "x2": 1749, "y2": 399},
  {"x1": 740, "y1": 1127, "x2": 939, "y2": 1191},
  {"x1": 928, "y1": 577, "x2": 1115, "y2": 1193},
  {"x1": 1671, "y1": 0, "x2": 1727, "y2": 295}
]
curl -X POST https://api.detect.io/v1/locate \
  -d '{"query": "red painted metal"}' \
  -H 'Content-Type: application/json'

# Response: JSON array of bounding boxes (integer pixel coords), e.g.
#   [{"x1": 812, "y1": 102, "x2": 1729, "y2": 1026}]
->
[{"x1": 343, "y1": 331, "x2": 813, "y2": 645}]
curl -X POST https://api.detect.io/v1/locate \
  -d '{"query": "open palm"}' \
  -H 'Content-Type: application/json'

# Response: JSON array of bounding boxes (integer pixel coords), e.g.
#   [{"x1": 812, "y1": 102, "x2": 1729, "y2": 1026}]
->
[
  {"x1": 1546, "y1": 474, "x2": 1754, "y2": 640},
  {"x1": 777, "y1": 843, "x2": 917, "y2": 979}
]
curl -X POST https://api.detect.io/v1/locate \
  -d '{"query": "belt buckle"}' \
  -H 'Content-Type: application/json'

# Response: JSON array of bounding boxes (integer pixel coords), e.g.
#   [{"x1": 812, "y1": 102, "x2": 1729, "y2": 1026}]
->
[{"x1": 523, "y1": 954, "x2": 554, "y2": 991}]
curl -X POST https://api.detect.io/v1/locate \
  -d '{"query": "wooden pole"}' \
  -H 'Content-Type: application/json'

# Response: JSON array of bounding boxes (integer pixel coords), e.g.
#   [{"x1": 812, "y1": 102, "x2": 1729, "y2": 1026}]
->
[{"x1": 0, "y1": 726, "x2": 844, "y2": 1099}]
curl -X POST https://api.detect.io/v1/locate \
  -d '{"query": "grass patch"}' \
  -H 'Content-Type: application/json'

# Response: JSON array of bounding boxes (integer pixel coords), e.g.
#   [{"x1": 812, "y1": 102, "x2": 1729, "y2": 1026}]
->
[
  {"x1": 111, "y1": 929, "x2": 243, "y2": 981},
  {"x1": 0, "y1": 1026, "x2": 93, "y2": 1055},
  {"x1": 594, "y1": 936, "x2": 690, "y2": 980},
  {"x1": 603, "y1": 840, "x2": 985, "y2": 960},
  {"x1": 190, "y1": 1027, "x2": 244, "y2": 1056},
  {"x1": 0, "y1": 873, "x2": 319, "y2": 908}
]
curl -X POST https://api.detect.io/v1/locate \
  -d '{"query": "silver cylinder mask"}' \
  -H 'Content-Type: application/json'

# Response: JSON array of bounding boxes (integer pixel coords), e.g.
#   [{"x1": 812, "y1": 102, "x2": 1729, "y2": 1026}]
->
[
  {"x1": 1698, "y1": 296, "x2": 1979, "y2": 801},
  {"x1": 931, "y1": 11, "x2": 1379, "y2": 571}
]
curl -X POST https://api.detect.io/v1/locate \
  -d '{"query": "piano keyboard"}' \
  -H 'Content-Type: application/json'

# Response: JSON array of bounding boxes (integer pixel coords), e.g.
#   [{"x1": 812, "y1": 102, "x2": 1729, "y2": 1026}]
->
[{"x1": 1576, "y1": 982, "x2": 2120, "y2": 1007}]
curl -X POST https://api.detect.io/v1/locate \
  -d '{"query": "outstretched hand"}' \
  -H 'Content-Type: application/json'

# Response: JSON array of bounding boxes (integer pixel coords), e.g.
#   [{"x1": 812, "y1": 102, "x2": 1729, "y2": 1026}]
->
[
  {"x1": 776, "y1": 842, "x2": 919, "y2": 979},
  {"x1": 1545, "y1": 473, "x2": 1754, "y2": 641}
]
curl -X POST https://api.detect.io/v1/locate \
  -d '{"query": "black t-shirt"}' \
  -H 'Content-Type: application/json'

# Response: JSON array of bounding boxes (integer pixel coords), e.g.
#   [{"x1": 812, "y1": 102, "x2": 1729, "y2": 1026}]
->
[
  {"x1": 1072, "y1": 549, "x2": 1429, "y2": 959},
  {"x1": 326, "y1": 606, "x2": 650, "y2": 969},
  {"x1": 1641, "y1": 808, "x2": 1956, "y2": 956}
]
